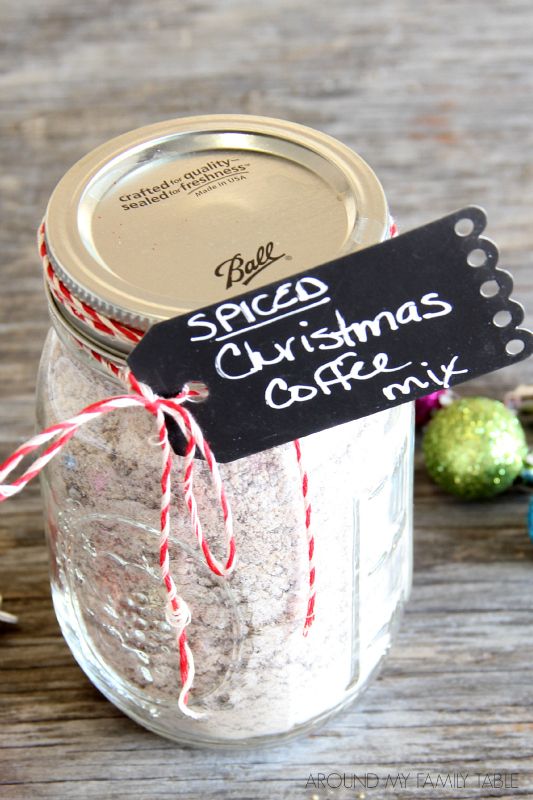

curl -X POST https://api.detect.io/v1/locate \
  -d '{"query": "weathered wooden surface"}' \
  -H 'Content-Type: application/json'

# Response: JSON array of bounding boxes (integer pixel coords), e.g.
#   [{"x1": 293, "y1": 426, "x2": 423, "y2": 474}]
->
[{"x1": 1, "y1": 0, "x2": 533, "y2": 798}]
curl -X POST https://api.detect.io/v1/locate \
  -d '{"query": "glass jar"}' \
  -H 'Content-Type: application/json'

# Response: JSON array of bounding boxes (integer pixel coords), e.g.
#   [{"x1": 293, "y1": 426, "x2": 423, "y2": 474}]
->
[{"x1": 37, "y1": 114, "x2": 414, "y2": 746}]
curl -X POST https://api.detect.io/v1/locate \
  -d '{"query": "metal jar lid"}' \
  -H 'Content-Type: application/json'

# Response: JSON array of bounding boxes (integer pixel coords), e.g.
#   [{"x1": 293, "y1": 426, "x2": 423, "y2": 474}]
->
[{"x1": 44, "y1": 114, "x2": 389, "y2": 350}]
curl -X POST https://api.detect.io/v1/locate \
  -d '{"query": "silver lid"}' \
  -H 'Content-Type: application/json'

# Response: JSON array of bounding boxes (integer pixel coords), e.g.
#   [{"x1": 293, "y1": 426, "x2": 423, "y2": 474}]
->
[{"x1": 44, "y1": 114, "x2": 389, "y2": 345}]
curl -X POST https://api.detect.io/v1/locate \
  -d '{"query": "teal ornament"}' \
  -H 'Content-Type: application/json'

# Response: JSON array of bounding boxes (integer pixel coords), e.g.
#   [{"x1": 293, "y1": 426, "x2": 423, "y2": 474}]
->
[{"x1": 422, "y1": 397, "x2": 528, "y2": 500}]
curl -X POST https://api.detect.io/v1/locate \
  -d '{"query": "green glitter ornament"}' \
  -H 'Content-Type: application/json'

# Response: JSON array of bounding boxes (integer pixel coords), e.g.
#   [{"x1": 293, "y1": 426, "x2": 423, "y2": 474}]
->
[{"x1": 422, "y1": 397, "x2": 527, "y2": 500}]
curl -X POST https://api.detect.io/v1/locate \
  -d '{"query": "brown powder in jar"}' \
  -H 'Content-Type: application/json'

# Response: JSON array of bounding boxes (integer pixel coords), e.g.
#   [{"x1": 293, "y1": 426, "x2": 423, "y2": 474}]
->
[{"x1": 39, "y1": 328, "x2": 412, "y2": 740}]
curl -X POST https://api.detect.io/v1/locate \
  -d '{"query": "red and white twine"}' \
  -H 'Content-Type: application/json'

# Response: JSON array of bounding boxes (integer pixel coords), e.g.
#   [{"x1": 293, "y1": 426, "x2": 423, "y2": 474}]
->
[
  {"x1": 39, "y1": 224, "x2": 144, "y2": 347},
  {"x1": 0, "y1": 368, "x2": 237, "y2": 717},
  {"x1": 294, "y1": 438, "x2": 315, "y2": 634},
  {"x1": 0, "y1": 225, "x2": 319, "y2": 715},
  {"x1": 5, "y1": 218, "x2": 398, "y2": 712}
]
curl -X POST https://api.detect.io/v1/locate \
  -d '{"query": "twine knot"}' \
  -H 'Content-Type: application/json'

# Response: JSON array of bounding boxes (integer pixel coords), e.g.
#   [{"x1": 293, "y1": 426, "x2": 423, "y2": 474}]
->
[
  {"x1": 0, "y1": 366, "x2": 235, "y2": 718},
  {"x1": 0, "y1": 223, "x2": 320, "y2": 718}
]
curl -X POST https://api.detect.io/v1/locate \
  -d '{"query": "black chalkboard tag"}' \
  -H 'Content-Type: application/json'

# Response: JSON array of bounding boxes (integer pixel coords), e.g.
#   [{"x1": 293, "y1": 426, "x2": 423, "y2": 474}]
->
[{"x1": 128, "y1": 207, "x2": 532, "y2": 462}]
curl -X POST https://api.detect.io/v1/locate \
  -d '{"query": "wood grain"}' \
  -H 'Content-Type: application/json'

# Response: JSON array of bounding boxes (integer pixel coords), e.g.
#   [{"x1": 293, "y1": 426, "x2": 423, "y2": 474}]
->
[{"x1": 1, "y1": 0, "x2": 533, "y2": 797}]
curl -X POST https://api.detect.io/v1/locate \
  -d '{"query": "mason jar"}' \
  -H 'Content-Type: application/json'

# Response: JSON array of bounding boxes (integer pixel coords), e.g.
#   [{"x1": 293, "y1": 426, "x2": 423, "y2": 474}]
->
[{"x1": 36, "y1": 114, "x2": 414, "y2": 746}]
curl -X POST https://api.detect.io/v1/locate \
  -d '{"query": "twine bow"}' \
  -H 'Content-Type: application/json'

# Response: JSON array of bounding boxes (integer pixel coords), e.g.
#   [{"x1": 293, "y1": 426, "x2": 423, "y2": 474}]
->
[
  {"x1": 0, "y1": 368, "x2": 236, "y2": 717},
  {"x1": 0, "y1": 224, "x2": 318, "y2": 716}
]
